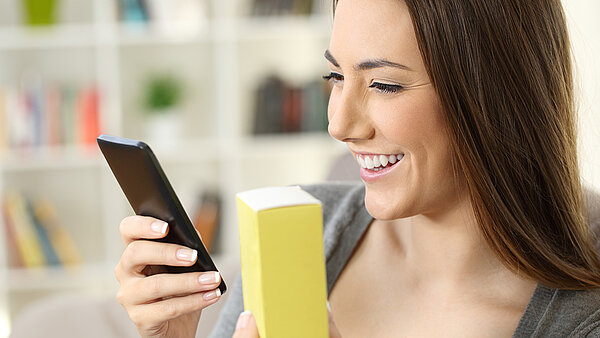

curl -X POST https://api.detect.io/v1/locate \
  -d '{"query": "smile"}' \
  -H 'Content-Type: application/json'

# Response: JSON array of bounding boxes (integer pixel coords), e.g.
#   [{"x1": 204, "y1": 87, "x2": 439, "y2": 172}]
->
[{"x1": 356, "y1": 153, "x2": 405, "y2": 171}]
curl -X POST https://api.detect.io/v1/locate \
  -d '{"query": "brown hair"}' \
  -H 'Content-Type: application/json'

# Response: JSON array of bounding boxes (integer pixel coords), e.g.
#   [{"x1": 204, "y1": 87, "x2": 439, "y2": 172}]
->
[{"x1": 333, "y1": 0, "x2": 600, "y2": 289}]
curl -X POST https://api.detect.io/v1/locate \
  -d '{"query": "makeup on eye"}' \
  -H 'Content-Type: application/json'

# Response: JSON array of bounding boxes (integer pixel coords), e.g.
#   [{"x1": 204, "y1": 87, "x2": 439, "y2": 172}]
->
[
  {"x1": 322, "y1": 72, "x2": 405, "y2": 94},
  {"x1": 322, "y1": 72, "x2": 344, "y2": 83},
  {"x1": 369, "y1": 81, "x2": 404, "y2": 94}
]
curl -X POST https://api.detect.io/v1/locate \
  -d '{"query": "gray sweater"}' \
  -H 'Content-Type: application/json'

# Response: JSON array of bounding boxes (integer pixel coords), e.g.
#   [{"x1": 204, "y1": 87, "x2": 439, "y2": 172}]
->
[{"x1": 209, "y1": 182, "x2": 600, "y2": 337}]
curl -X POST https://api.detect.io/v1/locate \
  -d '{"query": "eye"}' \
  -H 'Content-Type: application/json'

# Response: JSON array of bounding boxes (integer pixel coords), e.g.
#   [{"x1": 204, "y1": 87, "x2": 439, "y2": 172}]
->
[
  {"x1": 322, "y1": 72, "x2": 344, "y2": 85},
  {"x1": 369, "y1": 82, "x2": 404, "y2": 94}
]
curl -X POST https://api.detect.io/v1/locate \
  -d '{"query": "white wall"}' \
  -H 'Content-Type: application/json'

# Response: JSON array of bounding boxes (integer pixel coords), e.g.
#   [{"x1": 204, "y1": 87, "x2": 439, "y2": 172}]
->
[{"x1": 564, "y1": 0, "x2": 600, "y2": 191}]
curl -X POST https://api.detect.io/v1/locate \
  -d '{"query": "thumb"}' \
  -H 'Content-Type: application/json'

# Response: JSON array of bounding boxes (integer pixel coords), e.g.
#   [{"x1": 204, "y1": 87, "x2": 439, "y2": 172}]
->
[{"x1": 232, "y1": 311, "x2": 259, "y2": 338}]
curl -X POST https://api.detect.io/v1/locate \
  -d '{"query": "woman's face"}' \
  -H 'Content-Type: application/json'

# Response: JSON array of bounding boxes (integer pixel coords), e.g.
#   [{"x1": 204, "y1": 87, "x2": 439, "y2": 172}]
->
[{"x1": 326, "y1": 0, "x2": 465, "y2": 220}]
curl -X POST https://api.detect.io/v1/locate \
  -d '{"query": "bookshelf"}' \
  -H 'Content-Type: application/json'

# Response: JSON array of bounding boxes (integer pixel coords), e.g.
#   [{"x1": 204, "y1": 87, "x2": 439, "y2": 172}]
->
[{"x1": 0, "y1": 0, "x2": 345, "y2": 336}]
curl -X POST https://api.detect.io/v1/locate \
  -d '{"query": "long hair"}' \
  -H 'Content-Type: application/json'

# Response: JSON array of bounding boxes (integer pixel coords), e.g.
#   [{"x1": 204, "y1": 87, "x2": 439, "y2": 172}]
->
[{"x1": 333, "y1": 0, "x2": 600, "y2": 289}]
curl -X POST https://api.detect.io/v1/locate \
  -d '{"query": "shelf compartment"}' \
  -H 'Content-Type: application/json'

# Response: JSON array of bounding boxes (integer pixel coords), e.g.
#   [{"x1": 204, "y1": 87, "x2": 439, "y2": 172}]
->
[
  {"x1": 6, "y1": 263, "x2": 113, "y2": 292},
  {"x1": 235, "y1": 14, "x2": 332, "y2": 41},
  {"x1": 0, "y1": 24, "x2": 97, "y2": 50}
]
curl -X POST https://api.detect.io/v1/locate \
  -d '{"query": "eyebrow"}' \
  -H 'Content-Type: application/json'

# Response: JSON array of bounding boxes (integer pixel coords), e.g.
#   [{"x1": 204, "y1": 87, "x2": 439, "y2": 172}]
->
[
  {"x1": 324, "y1": 49, "x2": 340, "y2": 67},
  {"x1": 324, "y1": 49, "x2": 412, "y2": 71}
]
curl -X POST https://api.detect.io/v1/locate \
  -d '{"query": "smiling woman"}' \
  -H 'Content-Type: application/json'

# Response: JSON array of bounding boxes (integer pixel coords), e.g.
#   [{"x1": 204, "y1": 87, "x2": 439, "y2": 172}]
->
[{"x1": 113, "y1": 0, "x2": 600, "y2": 337}]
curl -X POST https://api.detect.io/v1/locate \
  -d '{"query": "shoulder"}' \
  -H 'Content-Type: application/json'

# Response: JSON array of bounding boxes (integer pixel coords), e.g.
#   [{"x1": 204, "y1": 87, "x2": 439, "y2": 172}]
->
[
  {"x1": 300, "y1": 182, "x2": 372, "y2": 292},
  {"x1": 556, "y1": 288, "x2": 600, "y2": 337},
  {"x1": 527, "y1": 286, "x2": 600, "y2": 337},
  {"x1": 300, "y1": 182, "x2": 365, "y2": 223}
]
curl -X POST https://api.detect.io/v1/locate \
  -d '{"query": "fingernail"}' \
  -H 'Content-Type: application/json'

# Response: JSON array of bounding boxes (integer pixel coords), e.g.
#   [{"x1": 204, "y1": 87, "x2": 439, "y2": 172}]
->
[
  {"x1": 176, "y1": 248, "x2": 197, "y2": 262},
  {"x1": 236, "y1": 311, "x2": 252, "y2": 330},
  {"x1": 151, "y1": 221, "x2": 168, "y2": 234},
  {"x1": 199, "y1": 272, "x2": 220, "y2": 285},
  {"x1": 203, "y1": 288, "x2": 221, "y2": 301}
]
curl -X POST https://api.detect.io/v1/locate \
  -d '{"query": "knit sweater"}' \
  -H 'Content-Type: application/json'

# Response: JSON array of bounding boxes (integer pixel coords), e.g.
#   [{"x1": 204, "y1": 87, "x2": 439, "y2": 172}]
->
[{"x1": 209, "y1": 182, "x2": 600, "y2": 337}]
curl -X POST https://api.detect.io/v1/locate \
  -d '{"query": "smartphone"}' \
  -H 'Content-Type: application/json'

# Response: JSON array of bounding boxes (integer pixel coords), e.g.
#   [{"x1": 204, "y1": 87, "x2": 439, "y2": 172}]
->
[{"x1": 97, "y1": 134, "x2": 226, "y2": 295}]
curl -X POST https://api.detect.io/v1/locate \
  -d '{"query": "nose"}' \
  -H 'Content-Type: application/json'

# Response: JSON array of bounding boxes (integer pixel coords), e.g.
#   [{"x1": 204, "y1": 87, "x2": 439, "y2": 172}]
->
[{"x1": 327, "y1": 88, "x2": 374, "y2": 142}]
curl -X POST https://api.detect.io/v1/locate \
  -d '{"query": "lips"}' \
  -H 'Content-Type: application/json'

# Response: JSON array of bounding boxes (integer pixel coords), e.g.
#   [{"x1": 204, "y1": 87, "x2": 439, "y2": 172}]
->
[{"x1": 352, "y1": 152, "x2": 406, "y2": 182}]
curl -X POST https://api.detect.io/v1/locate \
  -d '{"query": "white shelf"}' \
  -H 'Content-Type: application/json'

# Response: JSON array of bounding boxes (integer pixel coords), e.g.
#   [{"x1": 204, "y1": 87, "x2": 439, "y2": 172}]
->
[
  {"x1": 0, "y1": 0, "x2": 334, "y2": 334},
  {"x1": 7, "y1": 263, "x2": 113, "y2": 292},
  {"x1": 0, "y1": 24, "x2": 97, "y2": 50},
  {"x1": 240, "y1": 132, "x2": 342, "y2": 157},
  {"x1": 0, "y1": 14, "x2": 331, "y2": 51},
  {"x1": 0, "y1": 134, "x2": 339, "y2": 171},
  {"x1": 235, "y1": 14, "x2": 332, "y2": 40},
  {"x1": 0, "y1": 145, "x2": 102, "y2": 172},
  {"x1": 117, "y1": 22, "x2": 213, "y2": 46}
]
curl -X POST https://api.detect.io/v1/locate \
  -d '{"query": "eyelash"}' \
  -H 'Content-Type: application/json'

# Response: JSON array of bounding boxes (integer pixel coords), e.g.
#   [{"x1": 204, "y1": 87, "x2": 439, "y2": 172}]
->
[
  {"x1": 322, "y1": 72, "x2": 343, "y2": 83},
  {"x1": 369, "y1": 82, "x2": 404, "y2": 94},
  {"x1": 322, "y1": 72, "x2": 404, "y2": 94}
]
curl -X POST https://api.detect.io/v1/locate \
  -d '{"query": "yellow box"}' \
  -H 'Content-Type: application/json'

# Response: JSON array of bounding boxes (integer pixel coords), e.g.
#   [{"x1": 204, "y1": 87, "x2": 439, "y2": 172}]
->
[{"x1": 236, "y1": 186, "x2": 328, "y2": 338}]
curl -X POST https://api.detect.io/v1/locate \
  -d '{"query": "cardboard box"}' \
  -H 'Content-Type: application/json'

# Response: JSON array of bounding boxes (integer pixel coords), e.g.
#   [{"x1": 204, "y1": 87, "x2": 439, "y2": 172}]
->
[{"x1": 236, "y1": 186, "x2": 328, "y2": 338}]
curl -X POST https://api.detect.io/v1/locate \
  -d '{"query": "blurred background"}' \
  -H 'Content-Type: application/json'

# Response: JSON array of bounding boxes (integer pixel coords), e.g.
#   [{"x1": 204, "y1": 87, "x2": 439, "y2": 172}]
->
[{"x1": 0, "y1": 0, "x2": 597, "y2": 337}]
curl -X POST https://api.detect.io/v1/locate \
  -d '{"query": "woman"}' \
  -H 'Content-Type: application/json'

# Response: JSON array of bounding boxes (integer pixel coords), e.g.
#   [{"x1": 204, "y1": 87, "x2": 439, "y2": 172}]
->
[{"x1": 115, "y1": 0, "x2": 600, "y2": 337}]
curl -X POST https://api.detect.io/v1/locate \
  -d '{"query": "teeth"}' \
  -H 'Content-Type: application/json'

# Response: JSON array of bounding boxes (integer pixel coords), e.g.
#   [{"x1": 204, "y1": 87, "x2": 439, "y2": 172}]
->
[
  {"x1": 358, "y1": 156, "x2": 366, "y2": 168},
  {"x1": 379, "y1": 155, "x2": 388, "y2": 167},
  {"x1": 372, "y1": 156, "x2": 381, "y2": 168},
  {"x1": 356, "y1": 153, "x2": 404, "y2": 170},
  {"x1": 365, "y1": 157, "x2": 374, "y2": 169}
]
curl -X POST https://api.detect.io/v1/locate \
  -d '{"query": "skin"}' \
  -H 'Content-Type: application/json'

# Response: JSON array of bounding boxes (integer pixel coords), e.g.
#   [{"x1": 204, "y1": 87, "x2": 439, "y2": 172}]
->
[
  {"x1": 325, "y1": 0, "x2": 537, "y2": 337},
  {"x1": 115, "y1": 215, "x2": 223, "y2": 338},
  {"x1": 116, "y1": 0, "x2": 537, "y2": 337},
  {"x1": 116, "y1": 214, "x2": 342, "y2": 338}
]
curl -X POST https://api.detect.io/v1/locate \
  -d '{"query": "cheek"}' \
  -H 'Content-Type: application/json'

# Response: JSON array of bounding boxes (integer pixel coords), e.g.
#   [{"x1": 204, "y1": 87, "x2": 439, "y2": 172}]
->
[{"x1": 370, "y1": 97, "x2": 443, "y2": 145}]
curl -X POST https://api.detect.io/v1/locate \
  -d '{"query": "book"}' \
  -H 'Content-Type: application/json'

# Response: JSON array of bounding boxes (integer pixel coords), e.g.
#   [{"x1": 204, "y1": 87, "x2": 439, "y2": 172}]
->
[
  {"x1": 236, "y1": 186, "x2": 328, "y2": 338},
  {"x1": 251, "y1": 0, "x2": 315, "y2": 16},
  {"x1": 192, "y1": 191, "x2": 221, "y2": 253},
  {"x1": 26, "y1": 199, "x2": 61, "y2": 266},
  {"x1": 281, "y1": 87, "x2": 303, "y2": 133},
  {"x1": 0, "y1": 84, "x2": 102, "y2": 151},
  {"x1": 45, "y1": 85, "x2": 62, "y2": 147},
  {"x1": 253, "y1": 76, "x2": 285, "y2": 134},
  {"x1": 33, "y1": 199, "x2": 82, "y2": 266},
  {"x1": 76, "y1": 86, "x2": 101, "y2": 147},
  {"x1": 0, "y1": 89, "x2": 7, "y2": 150},
  {"x1": 1, "y1": 198, "x2": 24, "y2": 268},
  {"x1": 3, "y1": 192, "x2": 46, "y2": 268},
  {"x1": 119, "y1": 0, "x2": 149, "y2": 23},
  {"x1": 301, "y1": 80, "x2": 328, "y2": 132},
  {"x1": 252, "y1": 75, "x2": 329, "y2": 135}
]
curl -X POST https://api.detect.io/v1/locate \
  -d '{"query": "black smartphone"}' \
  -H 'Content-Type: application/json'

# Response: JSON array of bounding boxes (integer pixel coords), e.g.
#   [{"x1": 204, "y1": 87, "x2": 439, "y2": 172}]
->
[{"x1": 97, "y1": 134, "x2": 226, "y2": 295}]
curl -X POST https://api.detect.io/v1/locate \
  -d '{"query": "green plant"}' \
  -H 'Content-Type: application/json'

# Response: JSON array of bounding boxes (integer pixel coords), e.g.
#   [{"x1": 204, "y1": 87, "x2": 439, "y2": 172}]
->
[
  {"x1": 143, "y1": 73, "x2": 183, "y2": 113},
  {"x1": 23, "y1": 0, "x2": 58, "y2": 26}
]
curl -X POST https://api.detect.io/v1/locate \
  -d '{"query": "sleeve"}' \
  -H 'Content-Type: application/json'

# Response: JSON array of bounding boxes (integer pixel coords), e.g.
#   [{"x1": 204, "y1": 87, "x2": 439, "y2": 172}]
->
[
  {"x1": 586, "y1": 325, "x2": 600, "y2": 338},
  {"x1": 207, "y1": 274, "x2": 244, "y2": 338}
]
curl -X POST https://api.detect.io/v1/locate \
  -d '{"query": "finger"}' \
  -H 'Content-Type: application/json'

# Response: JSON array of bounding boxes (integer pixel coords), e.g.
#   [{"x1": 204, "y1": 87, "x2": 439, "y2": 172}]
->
[
  {"x1": 233, "y1": 311, "x2": 260, "y2": 338},
  {"x1": 128, "y1": 290, "x2": 222, "y2": 329},
  {"x1": 119, "y1": 240, "x2": 198, "y2": 276},
  {"x1": 121, "y1": 271, "x2": 221, "y2": 305},
  {"x1": 119, "y1": 215, "x2": 169, "y2": 245}
]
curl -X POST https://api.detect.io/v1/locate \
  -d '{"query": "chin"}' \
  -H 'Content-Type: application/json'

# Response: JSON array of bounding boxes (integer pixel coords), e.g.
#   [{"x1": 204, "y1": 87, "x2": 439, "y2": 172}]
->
[{"x1": 363, "y1": 187, "x2": 413, "y2": 220}]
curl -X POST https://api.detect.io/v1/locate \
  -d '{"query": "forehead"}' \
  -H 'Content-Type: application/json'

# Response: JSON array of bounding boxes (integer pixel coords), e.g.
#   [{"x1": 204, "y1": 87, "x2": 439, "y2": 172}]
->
[{"x1": 329, "y1": 0, "x2": 423, "y2": 71}]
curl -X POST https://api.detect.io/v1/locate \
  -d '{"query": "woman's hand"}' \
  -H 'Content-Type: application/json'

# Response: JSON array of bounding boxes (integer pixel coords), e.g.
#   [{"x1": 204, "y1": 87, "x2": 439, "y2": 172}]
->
[
  {"x1": 231, "y1": 311, "x2": 342, "y2": 338},
  {"x1": 115, "y1": 215, "x2": 222, "y2": 338}
]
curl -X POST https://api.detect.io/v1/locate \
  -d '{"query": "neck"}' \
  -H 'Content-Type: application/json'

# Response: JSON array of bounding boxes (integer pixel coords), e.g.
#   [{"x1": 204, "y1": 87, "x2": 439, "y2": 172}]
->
[{"x1": 379, "y1": 194, "x2": 531, "y2": 291}]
